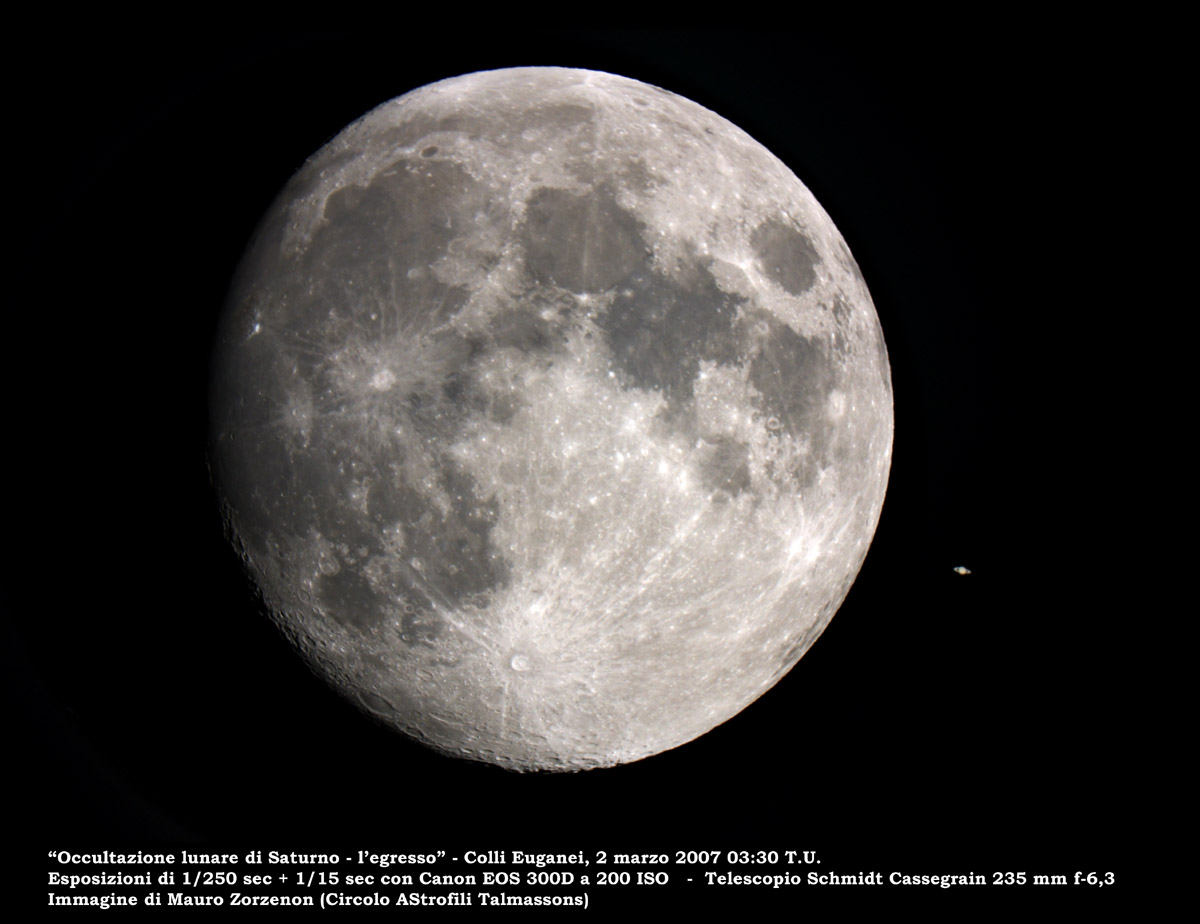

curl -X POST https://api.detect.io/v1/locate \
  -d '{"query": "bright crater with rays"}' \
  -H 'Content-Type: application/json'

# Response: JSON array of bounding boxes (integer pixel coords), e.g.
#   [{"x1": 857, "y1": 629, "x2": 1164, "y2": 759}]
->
[{"x1": 210, "y1": 67, "x2": 893, "y2": 771}]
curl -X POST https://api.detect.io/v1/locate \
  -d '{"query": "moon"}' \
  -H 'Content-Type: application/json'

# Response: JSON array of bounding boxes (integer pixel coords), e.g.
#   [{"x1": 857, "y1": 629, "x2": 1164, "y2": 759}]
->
[{"x1": 209, "y1": 67, "x2": 892, "y2": 772}]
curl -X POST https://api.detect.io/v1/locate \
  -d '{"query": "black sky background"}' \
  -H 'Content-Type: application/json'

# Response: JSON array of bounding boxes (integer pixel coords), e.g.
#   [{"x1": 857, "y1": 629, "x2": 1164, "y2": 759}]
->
[{"x1": 6, "y1": 27, "x2": 1152, "y2": 907}]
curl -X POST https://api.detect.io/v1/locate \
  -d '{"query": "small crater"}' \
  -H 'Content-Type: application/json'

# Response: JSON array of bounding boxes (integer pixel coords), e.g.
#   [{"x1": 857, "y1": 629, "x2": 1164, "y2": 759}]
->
[
  {"x1": 359, "y1": 690, "x2": 394, "y2": 714},
  {"x1": 510, "y1": 654, "x2": 531, "y2": 672},
  {"x1": 420, "y1": 145, "x2": 439, "y2": 158}
]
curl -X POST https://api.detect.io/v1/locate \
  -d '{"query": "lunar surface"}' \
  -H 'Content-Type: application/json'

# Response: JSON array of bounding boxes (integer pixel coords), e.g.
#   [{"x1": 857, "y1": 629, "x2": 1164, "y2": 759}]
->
[{"x1": 209, "y1": 67, "x2": 893, "y2": 771}]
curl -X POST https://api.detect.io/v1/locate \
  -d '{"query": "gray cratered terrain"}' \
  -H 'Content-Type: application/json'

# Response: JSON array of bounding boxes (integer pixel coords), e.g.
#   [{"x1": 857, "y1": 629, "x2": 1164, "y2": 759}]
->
[{"x1": 209, "y1": 67, "x2": 893, "y2": 771}]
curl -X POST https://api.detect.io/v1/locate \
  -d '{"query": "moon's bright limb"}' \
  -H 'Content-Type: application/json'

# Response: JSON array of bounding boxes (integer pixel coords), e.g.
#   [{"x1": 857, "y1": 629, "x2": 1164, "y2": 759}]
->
[{"x1": 209, "y1": 67, "x2": 893, "y2": 771}]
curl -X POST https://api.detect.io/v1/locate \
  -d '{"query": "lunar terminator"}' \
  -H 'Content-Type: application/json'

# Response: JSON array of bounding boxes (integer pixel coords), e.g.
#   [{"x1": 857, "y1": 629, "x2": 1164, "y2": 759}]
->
[{"x1": 210, "y1": 67, "x2": 893, "y2": 770}]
